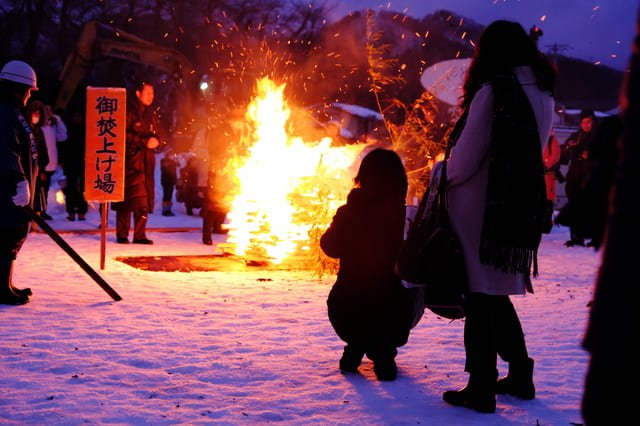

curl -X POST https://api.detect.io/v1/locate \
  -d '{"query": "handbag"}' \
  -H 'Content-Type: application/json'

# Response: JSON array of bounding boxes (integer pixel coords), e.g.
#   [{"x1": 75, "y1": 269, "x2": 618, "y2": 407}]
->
[
  {"x1": 396, "y1": 160, "x2": 467, "y2": 320},
  {"x1": 401, "y1": 282, "x2": 426, "y2": 329}
]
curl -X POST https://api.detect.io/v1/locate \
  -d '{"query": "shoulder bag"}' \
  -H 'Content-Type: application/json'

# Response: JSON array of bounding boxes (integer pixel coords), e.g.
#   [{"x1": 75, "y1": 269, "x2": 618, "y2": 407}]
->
[{"x1": 396, "y1": 160, "x2": 467, "y2": 320}]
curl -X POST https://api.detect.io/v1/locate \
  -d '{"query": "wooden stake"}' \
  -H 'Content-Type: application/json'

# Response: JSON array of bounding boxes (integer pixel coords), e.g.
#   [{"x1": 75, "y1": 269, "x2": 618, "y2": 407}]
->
[{"x1": 24, "y1": 206, "x2": 122, "y2": 301}]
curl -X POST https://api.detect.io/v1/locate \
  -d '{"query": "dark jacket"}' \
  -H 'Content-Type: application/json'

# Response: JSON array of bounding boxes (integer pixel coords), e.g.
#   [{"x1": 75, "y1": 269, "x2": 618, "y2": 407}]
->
[
  {"x1": 557, "y1": 116, "x2": 622, "y2": 247},
  {"x1": 25, "y1": 102, "x2": 49, "y2": 212},
  {"x1": 111, "y1": 99, "x2": 158, "y2": 212},
  {"x1": 160, "y1": 154, "x2": 178, "y2": 188},
  {"x1": 321, "y1": 187, "x2": 413, "y2": 350},
  {"x1": 0, "y1": 99, "x2": 38, "y2": 229},
  {"x1": 176, "y1": 157, "x2": 203, "y2": 209},
  {"x1": 59, "y1": 115, "x2": 85, "y2": 180},
  {"x1": 202, "y1": 122, "x2": 232, "y2": 214},
  {"x1": 580, "y1": 28, "x2": 639, "y2": 426},
  {"x1": 563, "y1": 128, "x2": 594, "y2": 200}
]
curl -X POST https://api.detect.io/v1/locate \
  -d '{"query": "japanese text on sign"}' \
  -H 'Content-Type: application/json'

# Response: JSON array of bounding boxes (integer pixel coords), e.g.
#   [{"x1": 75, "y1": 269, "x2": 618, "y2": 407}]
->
[{"x1": 85, "y1": 87, "x2": 126, "y2": 202}]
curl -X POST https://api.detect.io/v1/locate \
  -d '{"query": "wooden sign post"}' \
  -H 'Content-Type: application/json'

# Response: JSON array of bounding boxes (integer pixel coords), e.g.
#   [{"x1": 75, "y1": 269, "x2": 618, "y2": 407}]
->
[{"x1": 84, "y1": 87, "x2": 126, "y2": 269}]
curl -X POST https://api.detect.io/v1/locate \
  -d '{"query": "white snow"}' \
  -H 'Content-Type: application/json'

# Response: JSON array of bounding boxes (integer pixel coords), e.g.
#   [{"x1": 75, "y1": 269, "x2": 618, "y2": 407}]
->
[
  {"x1": 332, "y1": 103, "x2": 383, "y2": 120},
  {"x1": 1, "y1": 188, "x2": 597, "y2": 425}
]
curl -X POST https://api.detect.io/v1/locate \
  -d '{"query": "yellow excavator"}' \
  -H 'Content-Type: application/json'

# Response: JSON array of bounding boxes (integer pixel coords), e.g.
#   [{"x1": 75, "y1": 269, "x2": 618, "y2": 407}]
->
[{"x1": 54, "y1": 20, "x2": 199, "y2": 146}]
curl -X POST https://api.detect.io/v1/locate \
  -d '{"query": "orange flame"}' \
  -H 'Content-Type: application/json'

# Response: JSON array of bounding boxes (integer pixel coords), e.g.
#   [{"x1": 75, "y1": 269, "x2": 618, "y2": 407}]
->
[{"x1": 223, "y1": 77, "x2": 365, "y2": 264}]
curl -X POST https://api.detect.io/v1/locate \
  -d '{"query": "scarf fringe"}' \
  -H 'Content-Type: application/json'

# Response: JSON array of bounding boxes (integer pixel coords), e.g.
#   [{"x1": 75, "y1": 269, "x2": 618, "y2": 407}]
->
[{"x1": 479, "y1": 239, "x2": 539, "y2": 277}]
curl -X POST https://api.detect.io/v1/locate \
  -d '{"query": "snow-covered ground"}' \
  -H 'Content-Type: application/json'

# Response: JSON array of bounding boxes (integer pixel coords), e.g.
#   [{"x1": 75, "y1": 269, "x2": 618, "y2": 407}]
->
[{"x1": 0, "y1": 183, "x2": 598, "y2": 425}]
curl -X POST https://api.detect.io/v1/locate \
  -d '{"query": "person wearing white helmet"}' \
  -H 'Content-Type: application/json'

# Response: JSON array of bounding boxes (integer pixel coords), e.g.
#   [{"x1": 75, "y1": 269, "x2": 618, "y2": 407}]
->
[{"x1": 0, "y1": 59, "x2": 39, "y2": 305}]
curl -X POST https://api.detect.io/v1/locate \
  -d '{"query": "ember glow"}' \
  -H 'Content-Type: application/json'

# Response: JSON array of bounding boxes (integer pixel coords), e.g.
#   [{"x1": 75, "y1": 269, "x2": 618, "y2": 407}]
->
[{"x1": 223, "y1": 78, "x2": 365, "y2": 264}]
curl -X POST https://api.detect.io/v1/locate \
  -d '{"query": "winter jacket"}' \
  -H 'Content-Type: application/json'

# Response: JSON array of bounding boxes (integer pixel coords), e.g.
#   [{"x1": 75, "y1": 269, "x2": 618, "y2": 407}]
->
[
  {"x1": 160, "y1": 154, "x2": 178, "y2": 188},
  {"x1": 111, "y1": 99, "x2": 159, "y2": 212},
  {"x1": 582, "y1": 120, "x2": 636, "y2": 365},
  {"x1": 0, "y1": 99, "x2": 38, "y2": 230},
  {"x1": 24, "y1": 102, "x2": 49, "y2": 174},
  {"x1": 176, "y1": 157, "x2": 203, "y2": 209},
  {"x1": 580, "y1": 31, "x2": 638, "y2": 426},
  {"x1": 557, "y1": 115, "x2": 622, "y2": 248},
  {"x1": 190, "y1": 123, "x2": 232, "y2": 214},
  {"x1": 59, "y1": 116, "x2": 85, "y2": 181},
  {"x1": 543, "y1": 135, "x2": 562, "y2": 202},
  {"x1": 563, "y1": 128, "x2": 594, "y2": 201},
  {"x1": 446, "y1": 67, "x2": 554, "y2": 296},
  {"x1": 41, "y1": 114, "x2": 67, "y2": 172},
  {"x1": 321, "y1": 187, "x2": 413, "y2": 350}
]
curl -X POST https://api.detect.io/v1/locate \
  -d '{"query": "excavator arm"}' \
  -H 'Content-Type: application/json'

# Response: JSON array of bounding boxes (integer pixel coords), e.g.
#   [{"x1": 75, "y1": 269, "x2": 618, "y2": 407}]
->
[{"x1": 55, "y1": 21, "x2": 197, "y2": 121}]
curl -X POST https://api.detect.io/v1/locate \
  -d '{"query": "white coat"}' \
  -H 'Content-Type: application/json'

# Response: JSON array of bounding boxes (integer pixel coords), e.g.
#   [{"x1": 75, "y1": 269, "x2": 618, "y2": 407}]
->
[
  {"x1": 41, "y1": 114, "x2": 68, "y2": 172},
  {"x1": 446, "y1": 67, "x2": 555, "y2": 295}
]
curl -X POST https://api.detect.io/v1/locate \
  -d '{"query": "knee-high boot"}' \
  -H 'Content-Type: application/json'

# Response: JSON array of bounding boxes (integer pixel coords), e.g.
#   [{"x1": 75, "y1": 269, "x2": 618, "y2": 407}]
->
[
  {"x1": 0, "y1": 261, "x2": 29, "y2": 305},
  {"x1": 496, "y1": 357, "x2": 535, "y2": 400},
  {"x1": 443, "y1": 293, "x2": 497, "y2": 413},
  {"x1": 443, "y1": 370, "x2": 498, "y2": 413},
  {"x1": 494, "y1": 297, "x2": 535, "y2": 400},
  {"x1": 162, "y1": 201, "x2": 175, "y2": 216},
  {"x1": 202, "y1": 211, "x2": 214, "y2": 245},
  {"x1": 212, "y1": 211, "x2": 228, "y2": 234},
  {"x1": 7, "y1": 261, "x2": 32, "y2": 297}
]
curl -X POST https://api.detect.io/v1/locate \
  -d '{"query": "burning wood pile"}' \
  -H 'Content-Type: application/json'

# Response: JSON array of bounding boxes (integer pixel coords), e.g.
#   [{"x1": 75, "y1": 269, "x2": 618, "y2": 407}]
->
[{"x1": 218, "y1": 78, "x2": 367, "y2": 269}]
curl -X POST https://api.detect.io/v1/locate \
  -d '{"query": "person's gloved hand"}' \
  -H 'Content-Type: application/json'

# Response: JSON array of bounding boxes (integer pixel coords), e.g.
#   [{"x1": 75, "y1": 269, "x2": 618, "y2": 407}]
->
[
  {"x1": 147, "y1": 136, "x2": 160, "y2": 149},
  {"x1": 12, "y1": 180, "x2": 30, "y2": 207}
]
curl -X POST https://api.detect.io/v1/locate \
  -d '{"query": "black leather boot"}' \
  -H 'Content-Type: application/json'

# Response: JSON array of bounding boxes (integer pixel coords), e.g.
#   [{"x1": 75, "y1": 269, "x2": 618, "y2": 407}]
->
[
  {"x1": 202, "y1": 212, "x2": 214, "y2": 245},
  {"x1": 0, "y1": 261, "x2": 29, "y2": 305},
  {"x1": 5, "y1": 261, "x2": 32, "y2": 297},
  {"x1": 496, "y1": 357, "x2": 535, "y2": 400},
  {"x1": 339, "y1": 345, "x2": 364, "y2": 373},
  {"x1": 212, "y1": 211, "x2": 228, "y2": 234},
  {"x1": 366, "y1": 347, "x2": 398, "y2": 381},
  {"x1": 443, "y1": 371, "x2": 497, "y2": 413},
  {"x1": 373, "y1": 358, "x2": 397, "y2": 381}
]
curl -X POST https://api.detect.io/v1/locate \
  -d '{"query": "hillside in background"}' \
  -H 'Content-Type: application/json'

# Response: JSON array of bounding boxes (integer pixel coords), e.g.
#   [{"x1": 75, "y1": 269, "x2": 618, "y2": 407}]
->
[
  {"x1": 312, "y1": 9, "x2": 623, "y2": 114},
  {"x1": 1, "y1": 4, "x2": 622, "y2": 123},
  {"x1": 554, "y1": 55, "x2": 623, "y2": 111}
]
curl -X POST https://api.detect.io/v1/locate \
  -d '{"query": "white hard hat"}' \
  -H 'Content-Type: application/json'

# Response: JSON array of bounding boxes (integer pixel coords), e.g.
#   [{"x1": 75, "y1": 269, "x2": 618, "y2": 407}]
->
[{"x1": 0, "y1": 60, "x2": 38, "y2": 89}]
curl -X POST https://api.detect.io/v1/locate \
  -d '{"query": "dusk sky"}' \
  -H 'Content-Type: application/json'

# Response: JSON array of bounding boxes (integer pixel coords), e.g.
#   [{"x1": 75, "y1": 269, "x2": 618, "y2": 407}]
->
[{"x1": 331, "y1": 0, "x2": 638, "y2": 71}]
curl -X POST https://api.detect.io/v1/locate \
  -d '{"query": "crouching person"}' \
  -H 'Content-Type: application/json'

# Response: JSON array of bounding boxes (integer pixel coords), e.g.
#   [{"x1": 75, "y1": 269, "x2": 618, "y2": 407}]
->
[{"x1": 320, "y1": 148, "x2": 414, "y2": 381}]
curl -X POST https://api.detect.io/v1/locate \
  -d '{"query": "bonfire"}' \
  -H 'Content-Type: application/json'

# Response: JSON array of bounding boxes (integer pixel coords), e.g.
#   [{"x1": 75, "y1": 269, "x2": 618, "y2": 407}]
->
[{"x1": 219, "y1": 78, "x2": 367, "y2": 268}]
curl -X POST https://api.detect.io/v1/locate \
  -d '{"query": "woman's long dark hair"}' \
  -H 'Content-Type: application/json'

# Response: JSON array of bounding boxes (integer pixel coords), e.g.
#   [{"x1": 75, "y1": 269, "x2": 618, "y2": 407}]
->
[{"x1": 461, "y1": 20, "x2": 556, "y2": 109}]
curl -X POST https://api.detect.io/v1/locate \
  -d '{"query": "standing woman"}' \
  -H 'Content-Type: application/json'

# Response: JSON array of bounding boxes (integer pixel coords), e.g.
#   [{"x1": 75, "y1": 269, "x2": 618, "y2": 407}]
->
[
  {"x1": 542, "y1": 129, "x2": 562, "y2": 231},
  {"x1": 442, "y1": 21, "x2": 555, "y2": 413},
  {"x1": 562, "y1": 109, "x2": 596, "y2": 246},
  {"x1": 38, "y1": 104, "x2": 67, "y2": 220},
  {"x1": 60, "y1": 110, "x2": 88, "y2": 221},
  {"x1": 112, "y1": 81, "x2": 161, "y2": 244}
]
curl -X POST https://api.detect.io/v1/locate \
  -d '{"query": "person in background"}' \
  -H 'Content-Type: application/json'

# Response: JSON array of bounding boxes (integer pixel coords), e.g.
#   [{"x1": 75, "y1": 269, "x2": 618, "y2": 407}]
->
[
  {"x1": 38, "y1": 103, "x2": 67, "y2": 219},
  {"x1": 320, "y1": 148, "x2": 414, "y2": 381},
  {"x1": 160, "y1": 147, "x2": 178, "y2": 216},
  {"x1": 581, "y1": 9, "x2": 638, "y2": 423},
  {"x1": 176, "y1": 154, "x2": 203, "y2": 216},
  {"x1": 580, "y1": 113, "x2": 623, "y2": 249},
  {"x1": 191, "y1": 114, "x2": 232, "y2": 245},
  {"x1": 542, "y1": 128, "x2": 562, "y2": 232},
  {"x1": 25, "y1": 100, "x2": 49, "y2": 220},
  {"x1": 59, "y1": 109, "x2": 88, "y2": 221},
  {"x1": 111, "y1": 80, "x2": 161, "y2": 244},
  {"x1": 441, "y1": 21, "x2": 555, "y2": 413},
  {"x1": 556, "y1": 111, "x2": 623, "y2": 250},
  {"x1": 560, "y1": 109, "x2": 596, "y2": 246},
  {"x1": 0, "y1": 59, "x2": 39, "y2": 304}
]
